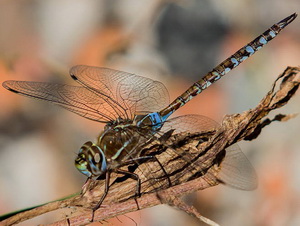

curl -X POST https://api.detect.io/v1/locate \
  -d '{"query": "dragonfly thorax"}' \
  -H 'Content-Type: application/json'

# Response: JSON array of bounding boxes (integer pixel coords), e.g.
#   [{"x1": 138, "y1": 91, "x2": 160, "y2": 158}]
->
[
  {"x1": 75, "y1": 122, "x2": 147, "y2": 178},
  {"x1": 97, "y1": 125, "x2": 141, "y2": 162}
]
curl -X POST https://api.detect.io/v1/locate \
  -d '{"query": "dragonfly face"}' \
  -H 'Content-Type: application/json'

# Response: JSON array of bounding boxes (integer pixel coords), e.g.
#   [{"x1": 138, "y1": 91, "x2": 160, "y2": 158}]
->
[{"x1": 75, "y1": 141, "x2": 107, "y2": 178}]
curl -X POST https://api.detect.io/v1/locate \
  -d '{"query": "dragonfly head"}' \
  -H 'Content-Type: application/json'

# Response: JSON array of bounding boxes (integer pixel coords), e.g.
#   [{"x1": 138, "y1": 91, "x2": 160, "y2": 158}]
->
[{"x1": 74, "y1": 141, "x2": 107, "y2": 178}]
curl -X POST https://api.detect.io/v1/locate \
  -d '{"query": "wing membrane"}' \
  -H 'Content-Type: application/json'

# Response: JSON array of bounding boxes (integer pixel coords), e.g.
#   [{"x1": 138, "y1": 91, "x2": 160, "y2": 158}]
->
[
  {"x1": 70, "y1": 65, "x2": 170, "y2": 119},
  {"x1": 160, "y1": 115, "x2": 257, "y2": 190},
  {"x1": 3, "y1": 81, "x2": 116, "y2": 122},
  {"x1": 161, "y1": 114, "x2": 218, "y2": 134},
  {"x1": 217, "y1": 145, "x2": 257, "y2": 190},
  {"x1": 3, "y1": 65, "x2": 170, "y2": 122}
]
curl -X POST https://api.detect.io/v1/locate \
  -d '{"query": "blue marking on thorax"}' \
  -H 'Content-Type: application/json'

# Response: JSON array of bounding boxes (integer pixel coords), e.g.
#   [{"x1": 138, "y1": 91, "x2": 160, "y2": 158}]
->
[
  {"x1": 112, "y1": 140, "x2": 130, "y2": 160},
  {"x1": 137, "y1": 112, "x2": 169, "y2": 131},
  {"x1": 160, "y1": 112, "x2": 173, "y2": 124},
  {"x1": 149, "y1": 112, "x2": 166, "y2": 130}
]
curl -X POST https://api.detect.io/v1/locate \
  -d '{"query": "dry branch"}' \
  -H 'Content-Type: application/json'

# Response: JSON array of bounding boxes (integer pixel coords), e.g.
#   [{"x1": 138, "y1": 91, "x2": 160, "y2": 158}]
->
[{"x1": 1, "y1": 66, "x2": 299, "y2": 226}]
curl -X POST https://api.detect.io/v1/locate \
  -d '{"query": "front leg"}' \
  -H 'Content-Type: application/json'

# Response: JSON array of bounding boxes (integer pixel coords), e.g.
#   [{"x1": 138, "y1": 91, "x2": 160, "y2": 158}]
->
[
  {"x1": 124, "y1": 155, "x2": 172, "y2": 187},
  {"x1": 115, "y1": 168, "x2": 141, "y2": 198},
  {"x1": 81, "y1": 177, "x2": 92, "y2": 195},
  {"x1": 91, "y1": 171, "x2": 111, "y2": 222},
  {"x1": 114, "y1": 168, "x2": 142, "y2": 211}
]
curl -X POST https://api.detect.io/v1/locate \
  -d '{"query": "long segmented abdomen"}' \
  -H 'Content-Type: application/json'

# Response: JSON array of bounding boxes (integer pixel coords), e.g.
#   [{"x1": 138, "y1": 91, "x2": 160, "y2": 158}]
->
[{"x1": 159, "y1": 13, "x2": 297, "y2": 120}]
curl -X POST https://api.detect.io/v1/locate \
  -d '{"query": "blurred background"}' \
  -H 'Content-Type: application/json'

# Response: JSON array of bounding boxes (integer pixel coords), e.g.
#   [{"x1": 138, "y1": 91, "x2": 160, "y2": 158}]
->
[{"x1": 0, "y1": 0, "x2": 299, "y2": 225}]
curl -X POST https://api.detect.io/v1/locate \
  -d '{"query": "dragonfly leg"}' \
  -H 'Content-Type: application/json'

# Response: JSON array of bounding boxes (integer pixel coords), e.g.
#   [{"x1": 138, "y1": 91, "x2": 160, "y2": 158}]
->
[
  {"x1": 66, "y1": 217, "x2": 70, "y2": 226},
  {"x1": 152, "y1": 155, "x2": 172, "y2": 187},
  {"x1": 114, "y1": 169, "x2": 143, "y2": 210},
  {"x1": 124, "y1": 155, "x2": 172, "y2": 187},
  {"x1": 81, "y1": 177, "x2": 92, "y2": 195},
  {"x1": 115, "y1": 168, "x2": 141, "y2": 197},
  {"x1": 91, "y1": 171, "x2": 111, "y2": 222}
]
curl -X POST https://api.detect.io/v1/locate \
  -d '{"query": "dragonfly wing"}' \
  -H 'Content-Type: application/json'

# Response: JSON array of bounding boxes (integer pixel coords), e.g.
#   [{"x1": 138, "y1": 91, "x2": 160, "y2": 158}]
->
[
  {"x1": 3, "y1": 81, "x2": 117, "y2": 123},
  {"x1": 69, "y1": 65, "x2": 170, "y2": 119},
  {"x1": 161, "y1": 114, "x2": 218, "y2": 134},
  {"x1": 160, "y1": 114, "x2": 257, "y2": 190},
  {"x1": 217, "y1": 144, "x2": 258, "y2": 190}
]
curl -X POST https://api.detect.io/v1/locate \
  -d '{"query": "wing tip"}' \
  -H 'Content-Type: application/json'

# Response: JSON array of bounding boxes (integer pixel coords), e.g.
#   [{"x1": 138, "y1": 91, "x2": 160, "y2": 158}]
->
[
  {"x1": 69, "y1": 65, "x2": 86, "y2": 80},
  {"x1": 7, "y1": 87, "x2": 20, "y2": 94},
  {"x1": 70, "y1": 73, "x2": 78, "y2": 81},
  {"x1": 2, "y1": 81, "x2": 20, "y2": 93},
  {"x1": 217, "y1": 178, "x2": 258, "y2": 191},
  {"x1": 2, "y1": 80, "x2": 9, "y2": 88}
]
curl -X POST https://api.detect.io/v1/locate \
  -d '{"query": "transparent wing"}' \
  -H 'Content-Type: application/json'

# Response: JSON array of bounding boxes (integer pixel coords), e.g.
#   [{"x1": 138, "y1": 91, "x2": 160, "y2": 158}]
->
[
  {"x1": 3, "y1": 81, "x2": 117, "y2": 123},
  {"x1": 160, "y1": 114, "x2": 257, "y2": 190},
  {"x1": 217, "y1": 144, "x2": 257, "y2": 190},
  {"x1": 3, "y1": 66, "x2": 170, "y2": 123},
  {"x1": 161, "y1": 114, "x2": 219, "y2": 134},
  {"x1": 69, "y1": 65, "x2": 170, "y2": 119}
]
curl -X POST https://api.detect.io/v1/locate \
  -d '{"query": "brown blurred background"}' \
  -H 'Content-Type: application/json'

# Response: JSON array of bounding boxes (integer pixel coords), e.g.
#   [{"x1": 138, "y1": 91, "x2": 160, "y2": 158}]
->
[{"x1": 0, "y1": 0, "x2": 299, "y2": 225}]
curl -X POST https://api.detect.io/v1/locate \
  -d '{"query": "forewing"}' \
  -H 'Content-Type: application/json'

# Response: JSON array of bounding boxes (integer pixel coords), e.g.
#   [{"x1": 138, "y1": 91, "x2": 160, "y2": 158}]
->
[
  {"x1": 3, "y1": 81, "x2": 117, "y2": 123},
  {"x1": 70, "y1": 65, "x2": 170, "y2": 119}
]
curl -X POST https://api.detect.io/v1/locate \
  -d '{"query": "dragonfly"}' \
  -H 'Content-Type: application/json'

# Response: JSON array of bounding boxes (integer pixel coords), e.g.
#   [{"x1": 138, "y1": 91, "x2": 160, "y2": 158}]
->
[{"x1": 2, "y1": 13, "x2": 297, "y2": 223}]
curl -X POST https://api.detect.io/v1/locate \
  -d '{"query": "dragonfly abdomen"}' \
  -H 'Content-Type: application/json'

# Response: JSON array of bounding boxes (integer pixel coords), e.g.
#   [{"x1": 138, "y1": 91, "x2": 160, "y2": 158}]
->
[{"x1": 159, "y1": 13, "x2": 297, "y2": 119}]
